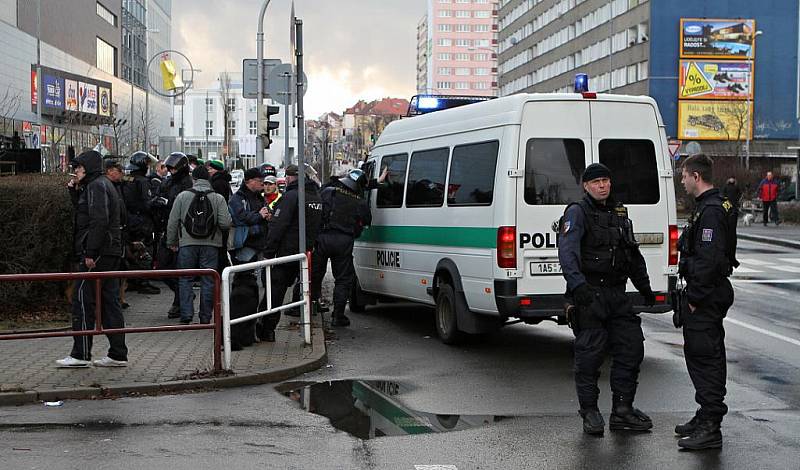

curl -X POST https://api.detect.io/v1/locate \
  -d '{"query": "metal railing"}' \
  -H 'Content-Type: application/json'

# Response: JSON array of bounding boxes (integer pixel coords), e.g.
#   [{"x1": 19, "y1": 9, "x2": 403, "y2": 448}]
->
[
  {"x1": 221, "y1": 252, "x2": 311, "y2": 370},
  {"x1": 0, "y1": 269, "x2": 223, "y2": 371}
]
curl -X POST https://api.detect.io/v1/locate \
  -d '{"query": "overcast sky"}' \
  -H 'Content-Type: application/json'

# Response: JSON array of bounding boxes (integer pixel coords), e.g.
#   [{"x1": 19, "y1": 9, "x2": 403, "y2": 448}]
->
[{"x1": 172, "y1": 0, "x2": 426, "y2": 118}]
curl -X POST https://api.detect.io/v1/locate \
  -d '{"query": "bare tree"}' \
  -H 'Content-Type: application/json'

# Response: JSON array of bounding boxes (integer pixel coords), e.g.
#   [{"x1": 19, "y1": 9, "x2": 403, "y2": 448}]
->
[
  {"x1": 0, "y1": 86, "x2": 22, "y2": 120},
  {"x1": 218, "y1": 72, "x2": 233, "y2": 158},
  {"x1": 719, "y1": 101, "x2": 750, "y2": 167}
]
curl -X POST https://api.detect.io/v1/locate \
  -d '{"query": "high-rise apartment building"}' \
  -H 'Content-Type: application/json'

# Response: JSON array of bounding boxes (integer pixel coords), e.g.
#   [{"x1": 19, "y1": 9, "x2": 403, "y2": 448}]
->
[
  {"x1": 497, "y1": 0, "x2": 800, "y2": 145},
  {"x1": 416, "y1": 0, "x2": 499, "y2": 97}
]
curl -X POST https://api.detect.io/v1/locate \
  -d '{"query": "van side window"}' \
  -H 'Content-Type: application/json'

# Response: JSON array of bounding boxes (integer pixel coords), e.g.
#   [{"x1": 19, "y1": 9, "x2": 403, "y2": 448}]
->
[
  {"x1": 406, "y1": 148, "x2": 449, "y2": 207},
  {"x1": 377, "y1": 154, "x2": 408, "y2": 208},
  {"x1": 448, "y1": 141, "x2": 499, "y2": 206},
  {"x1": 599, "y1": 140, "x2": 660, "y2": 204},
  {"x1": 524, "y1": 138, "x2": 585, "y2": 205}
]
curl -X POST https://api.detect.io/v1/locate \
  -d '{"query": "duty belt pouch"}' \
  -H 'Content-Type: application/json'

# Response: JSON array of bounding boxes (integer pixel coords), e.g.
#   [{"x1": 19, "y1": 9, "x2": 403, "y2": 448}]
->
[{"x1": 671, "y1": 283, "x2": 686, "y2": 328}]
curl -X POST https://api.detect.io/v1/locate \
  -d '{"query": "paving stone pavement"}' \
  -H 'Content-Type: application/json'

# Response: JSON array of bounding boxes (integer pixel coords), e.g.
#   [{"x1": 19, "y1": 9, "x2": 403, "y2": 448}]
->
[{"x1": 0, "y1": 277, "x2": 327, "y2": 401}]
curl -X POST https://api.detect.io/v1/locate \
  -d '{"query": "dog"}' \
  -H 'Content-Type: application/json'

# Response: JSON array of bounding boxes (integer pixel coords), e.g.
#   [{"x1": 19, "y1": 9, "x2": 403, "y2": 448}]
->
[
  {"x1": 742, "y1": 213, "x2": 754, "y2": 227},
  {"x1": 229, "y1": 272, "x2": 259, "y2": 351}
]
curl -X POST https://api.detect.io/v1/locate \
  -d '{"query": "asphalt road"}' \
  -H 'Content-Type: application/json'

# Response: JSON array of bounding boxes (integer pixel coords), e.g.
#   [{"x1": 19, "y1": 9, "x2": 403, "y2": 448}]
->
[{"x1": 2, "y1": 238, "x2": 799, "y2": 469}]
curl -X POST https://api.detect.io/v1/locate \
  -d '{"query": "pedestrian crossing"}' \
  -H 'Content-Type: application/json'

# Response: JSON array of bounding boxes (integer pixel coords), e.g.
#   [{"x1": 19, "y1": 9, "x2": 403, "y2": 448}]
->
[{"x1": 733, "y1": 257, "x2": 800, "y2": 276}]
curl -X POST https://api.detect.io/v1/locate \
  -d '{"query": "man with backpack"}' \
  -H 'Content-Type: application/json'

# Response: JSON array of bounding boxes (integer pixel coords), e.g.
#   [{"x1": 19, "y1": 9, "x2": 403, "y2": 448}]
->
[{"x1": 166, "y1": 166, "x2": 232, "y2": 324}]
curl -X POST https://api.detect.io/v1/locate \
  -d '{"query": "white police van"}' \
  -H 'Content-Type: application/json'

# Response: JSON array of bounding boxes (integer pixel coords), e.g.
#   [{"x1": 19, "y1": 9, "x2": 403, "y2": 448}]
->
[{"x1": 351, "y1": 89, "x2": 678, "y2": 343}]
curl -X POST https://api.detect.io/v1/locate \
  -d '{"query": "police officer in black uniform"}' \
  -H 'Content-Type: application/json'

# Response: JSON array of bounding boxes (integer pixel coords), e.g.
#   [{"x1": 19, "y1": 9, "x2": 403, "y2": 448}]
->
[
  {"x1": 260, "y1": 164, "x2": 323, "y2": 341},
  {"x1": 674, "y1": 154, "x2": 737, "y2": 450},
  {"x1": 311, "y1": 169, "x2": 372, "y2": 327},
  {"x1": 155, "y1": 152, "x2": 194, "y2": 317},
  {"x1": 123, "y1": 151, "x2": 160, "y2": 294},
  {"x1": 558, "y1": 163, "x2": 656, "y2": 436}
]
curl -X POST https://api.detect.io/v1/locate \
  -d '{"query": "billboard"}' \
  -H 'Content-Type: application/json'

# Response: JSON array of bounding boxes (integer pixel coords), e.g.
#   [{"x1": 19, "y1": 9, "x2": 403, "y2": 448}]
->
[
  {"x1": 79, "y1": 82, "x2": 98, "y2": 114},
  {"x1": 680, "y1": 19, "x2": 756, "y2": 59},
  {"x1": 65, "y1": 79, "x2": 79, "y2": 111},
  {"x1": 98, "y1": 87, "x2": 111, "y2": 116},
  {"x1": 678, "y1": 100, "x2": 753, "y2": 140},
  {"x1": 679, "y1": 60, "x2": 753, "y2": 100},
  {"x1": 43, "y1": 74, "x2": 64, "y2": 109}
]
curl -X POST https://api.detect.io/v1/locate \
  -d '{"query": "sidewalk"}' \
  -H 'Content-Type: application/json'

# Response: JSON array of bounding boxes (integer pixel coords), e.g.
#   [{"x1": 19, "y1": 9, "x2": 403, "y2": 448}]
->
[
  {"x1": 0, "y1": 280, "x2": 327, "y2": 406},
  {"x1": 737, "y1": 222, "x2": 800, "y2": 249}
]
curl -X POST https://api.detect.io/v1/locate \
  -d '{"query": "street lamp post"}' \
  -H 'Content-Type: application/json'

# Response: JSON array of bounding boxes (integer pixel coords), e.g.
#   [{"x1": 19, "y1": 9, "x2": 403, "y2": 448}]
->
[
  {"x1": 256, "y1": 0, "x2": 273, "y2": 166},
  {"x1": 745, "y1": 30, "x2": 763, "y2": 170}
]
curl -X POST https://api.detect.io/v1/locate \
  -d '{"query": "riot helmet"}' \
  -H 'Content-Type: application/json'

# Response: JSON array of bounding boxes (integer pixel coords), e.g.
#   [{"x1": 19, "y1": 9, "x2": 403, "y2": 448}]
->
[
  {"x1": 165, "y1": 151, "x2": 189, "y2": 171},
  {"x1": 340, "y1": 168, "x2": 366, "y2": 192},
  {"x1": 126, "y1": 151, "x2": 152, "y2": 172}
]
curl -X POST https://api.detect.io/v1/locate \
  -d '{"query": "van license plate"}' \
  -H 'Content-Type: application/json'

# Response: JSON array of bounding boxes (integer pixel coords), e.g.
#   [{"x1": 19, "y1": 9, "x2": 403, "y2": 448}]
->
[{"x1": 530, "y1": 262, "x2": 562, "y2": 275}]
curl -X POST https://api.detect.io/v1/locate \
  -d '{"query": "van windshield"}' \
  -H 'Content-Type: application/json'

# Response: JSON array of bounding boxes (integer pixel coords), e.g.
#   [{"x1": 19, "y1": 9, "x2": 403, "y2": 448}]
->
[
  {"x1": 598, "y1": 139, "x2": 660, "y2": 205},
  {"x1": 524, "y1": 138, "x2": 585, "y2": 205}
]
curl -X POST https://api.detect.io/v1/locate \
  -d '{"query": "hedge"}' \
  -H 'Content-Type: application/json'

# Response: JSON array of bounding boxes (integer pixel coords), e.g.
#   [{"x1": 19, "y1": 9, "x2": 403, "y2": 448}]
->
[{"x1": 0, "y1": 174, "x2": 74, "y2": 316}]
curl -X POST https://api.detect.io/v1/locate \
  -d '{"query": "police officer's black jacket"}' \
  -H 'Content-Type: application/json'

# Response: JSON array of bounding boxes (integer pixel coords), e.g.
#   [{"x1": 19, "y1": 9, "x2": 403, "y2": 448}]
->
[
  {"x1": 210, "y1": 171, "x2": 232, "y2": 202},
  {"x1": 679, "y1": 188, "x2": 738, "y2": 306},
  {"x1": 230, "y1": 184, "x2": 269, "y2": 251},
  {"x1": 558, "y1": 194, "x2": 650, "y2": 294},
  {"x1": 320, "y1": 181, "x2": 371, "y2": 238},
  {"x1": 70, "y1": 155, "x2": 122, "y2": 260},
  {"x1": 122, "y1": 171, "x2": 154, "y2": 216},
  {"x1": 264, "y1": 179, "x2": 323, "y2": 258},
  {"x1": 160, "y1": 167, "x2": 193, "y2": 210}
]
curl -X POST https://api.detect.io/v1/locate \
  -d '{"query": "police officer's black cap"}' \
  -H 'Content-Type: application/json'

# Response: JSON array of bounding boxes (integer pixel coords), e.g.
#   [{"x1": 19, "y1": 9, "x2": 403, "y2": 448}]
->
[{"x1": 582, "y1": 163, "x2": 612, "y2": 182}]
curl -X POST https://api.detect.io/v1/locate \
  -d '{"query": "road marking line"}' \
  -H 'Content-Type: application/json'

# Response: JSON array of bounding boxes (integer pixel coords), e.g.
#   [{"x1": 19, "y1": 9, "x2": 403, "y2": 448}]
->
[
  {"x1": 725, "y1": 318, "x2": 800, "y2": 348},
  {"x1": 773, "y1": 265, "x2": 800, "y2": 273},
  {"x1": 733, "y1": 266, "x2": 762, "y2": 274},
  {"x1": 779, "y1": 258, "x2": 800, "y2": 264},
  {"x1": 737, "y1": 258, "x2": 773, "y2": 266},
  {"x1": 731, "y1": 279, "x2": 800, "y2": 284}
]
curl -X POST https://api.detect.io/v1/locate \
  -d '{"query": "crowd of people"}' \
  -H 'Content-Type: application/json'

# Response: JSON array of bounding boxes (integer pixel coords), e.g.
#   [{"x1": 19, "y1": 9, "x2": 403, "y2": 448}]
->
[{"x1": 58, "y1": 148, "x2": 376, "y2": 368}]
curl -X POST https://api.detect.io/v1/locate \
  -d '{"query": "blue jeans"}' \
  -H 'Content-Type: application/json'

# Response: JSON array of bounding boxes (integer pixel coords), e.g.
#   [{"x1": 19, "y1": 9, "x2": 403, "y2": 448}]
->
[{"x1": 177, "y1": 245, "x2": 218, "y2": 322}]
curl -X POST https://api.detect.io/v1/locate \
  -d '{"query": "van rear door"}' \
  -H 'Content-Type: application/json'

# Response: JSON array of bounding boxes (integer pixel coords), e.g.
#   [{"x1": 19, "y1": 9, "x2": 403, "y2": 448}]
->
[
  {"x1": 515, "y1": 100, "x2": 591, "y2": 299},
  {"x1": 589, "y1": 100, "x2": 671, "y2": 293}
]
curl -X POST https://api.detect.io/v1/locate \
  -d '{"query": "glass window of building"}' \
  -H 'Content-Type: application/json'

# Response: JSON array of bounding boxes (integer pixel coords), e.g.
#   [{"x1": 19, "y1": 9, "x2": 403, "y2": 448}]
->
[
  {"x1": 97, "y1": 2, "x2": 117, "y2": 26},
  {"x1": 227, "y1": 98, "x2": 236, "y2": 112},
  {"x1": 96, "y1": 37, "x2": 116, "y2": 75},
  {"x1": 455, "y1": 10, "x2": 471, "y2": 18},
  {"x1": 205, "y1": 98, "x2": 214, "y2": 113},
  {"x1": 249, "y1": 121, "x2": 257, "y2": 135},
  {"x1": 205, "y1": 121, "x2": 213, "y2": 136}
]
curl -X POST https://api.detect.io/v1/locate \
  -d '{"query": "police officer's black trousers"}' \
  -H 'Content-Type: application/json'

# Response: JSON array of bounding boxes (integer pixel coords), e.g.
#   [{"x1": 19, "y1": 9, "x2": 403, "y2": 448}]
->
[
  {"x1": 259, "y1": 262, "x2": 299, "y2": 333},
  {"x1": 573, "y1": 286, "x2": 644, "y2": 410},
  {"x1": 683, "y1": 279, "x2": 733, "y2": 423},
  {"x1": 70, "y1": 256, "x2": 128, "y2": 361},
  {"x1": 311, "y1": 231, "x2": 355, "y2": 313}
]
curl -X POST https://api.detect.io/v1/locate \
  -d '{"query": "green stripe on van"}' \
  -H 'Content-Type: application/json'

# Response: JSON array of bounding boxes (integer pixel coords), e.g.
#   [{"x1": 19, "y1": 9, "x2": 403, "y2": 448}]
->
[{"x1": 358, "y1": 225, "x2": 497, "y2": 248}]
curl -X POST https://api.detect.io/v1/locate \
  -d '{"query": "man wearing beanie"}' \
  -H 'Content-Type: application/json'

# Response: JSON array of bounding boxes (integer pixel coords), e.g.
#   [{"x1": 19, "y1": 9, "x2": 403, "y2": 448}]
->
[
  {"x1": 166, "y1": 165, "x2": 232, "y2": 324},
  {"x1": 207, "y1": 159, "x2": 232, "y2": 202},
  {"x1": 558, "y1": 162, "x2": 656, "y2": 436}
]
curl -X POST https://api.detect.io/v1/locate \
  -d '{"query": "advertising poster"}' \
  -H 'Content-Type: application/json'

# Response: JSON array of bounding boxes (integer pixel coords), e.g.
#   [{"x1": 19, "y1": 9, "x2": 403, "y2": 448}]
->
[
  {"x1": 79, "y1": 82, "x2": 98, "y2": 114},
  {"x1": 680, "y1": 19, "x2": 756, "y2": 59},
  {"x1": 43, "y1": 74, "x2": 64, "y2": 109},
  {"x1": 98, "y1": 87, "x2": 111, "y2": 116},
  {"x1": 65, "y1": 79, "x2": 79, "y2": 111},
  {"x1": 679, "y1": 60, "x2": 753, "y2": 99},
  {"x1": 678, "y1": 100, "x2": 753, "y2": 141},
  {"x1": 30, "y1": 68, "x2": 37, "y2": 109}
]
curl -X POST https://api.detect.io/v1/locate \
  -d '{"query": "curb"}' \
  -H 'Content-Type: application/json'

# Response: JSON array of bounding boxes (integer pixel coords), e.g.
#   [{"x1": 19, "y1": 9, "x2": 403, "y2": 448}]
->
[
  {"x1": 0, "y1": 327, "x2": 327, "y2": 407},
  {"x1": 739, "y1": 232, "x2": 800, "y2": 250}
]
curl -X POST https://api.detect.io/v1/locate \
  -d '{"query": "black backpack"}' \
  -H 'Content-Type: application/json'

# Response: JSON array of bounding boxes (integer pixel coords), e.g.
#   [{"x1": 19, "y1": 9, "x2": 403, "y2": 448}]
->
[{"x1": 183, "y1": 189, "x2": 217, "y2": 238}]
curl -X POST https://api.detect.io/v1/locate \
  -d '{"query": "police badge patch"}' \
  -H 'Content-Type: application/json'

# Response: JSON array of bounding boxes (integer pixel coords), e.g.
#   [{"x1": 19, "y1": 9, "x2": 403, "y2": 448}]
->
[
  {"x1": 702, "y1": 228, "x2": 713, "y2": 242},
  {"x1": 562, "y1": 220, "x2": 571, "y2": 234}
]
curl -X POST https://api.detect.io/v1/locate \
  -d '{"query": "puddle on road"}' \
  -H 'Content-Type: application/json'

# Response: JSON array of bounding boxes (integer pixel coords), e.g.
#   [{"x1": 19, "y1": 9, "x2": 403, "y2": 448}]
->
[{"x1": 276, "y1": 380, "x2": 507, "y2": 440}]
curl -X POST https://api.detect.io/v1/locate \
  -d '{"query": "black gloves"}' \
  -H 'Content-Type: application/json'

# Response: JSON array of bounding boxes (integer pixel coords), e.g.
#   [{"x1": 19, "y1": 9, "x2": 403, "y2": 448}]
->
[
  {"x1": 573, "y1": 283, "x2": 599, "y2": 307},
  {"x1": 640, "y1": 287, "x2": 656, "y2": 307}
]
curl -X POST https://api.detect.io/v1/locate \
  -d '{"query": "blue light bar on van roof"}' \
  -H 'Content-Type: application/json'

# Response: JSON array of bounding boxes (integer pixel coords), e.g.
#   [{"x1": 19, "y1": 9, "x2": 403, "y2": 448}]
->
[
  {"x1": 574, "y1": 73, "x2": 589, "y2": 93},
  {"x1": 417, "y1": 97, "x2": 440, "y2": 109},
  {"x1": 407, "y1": 94, "x2": 496, "y2": 117}
]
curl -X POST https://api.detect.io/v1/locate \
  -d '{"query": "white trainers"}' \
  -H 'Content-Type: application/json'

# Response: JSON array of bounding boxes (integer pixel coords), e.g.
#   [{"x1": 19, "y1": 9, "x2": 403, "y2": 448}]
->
[
  {"x1": 93, "y1": 356, "x2": 128, "y2": 367},
  {"x1": 55, "y1": 356, "x2": 91, "y2": 368}
]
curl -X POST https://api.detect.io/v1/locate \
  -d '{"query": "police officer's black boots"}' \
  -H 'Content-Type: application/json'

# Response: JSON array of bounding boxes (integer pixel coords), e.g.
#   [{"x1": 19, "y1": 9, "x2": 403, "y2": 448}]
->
[
  {"x1": 609, "y1": 396, "x2": 653, "y2": 431},
  {"x1": 330, "y1": 309, "x2": 350, "y2": 327},
  {"x1": 677, "y1": 420, "x2": 722, "y2": 450},
  {"x1": 674, "y1": 415, "x2": 699, "y2": 437},
  {"x1": 579, "y1": 408, "x2": 605, "y2": 435}
]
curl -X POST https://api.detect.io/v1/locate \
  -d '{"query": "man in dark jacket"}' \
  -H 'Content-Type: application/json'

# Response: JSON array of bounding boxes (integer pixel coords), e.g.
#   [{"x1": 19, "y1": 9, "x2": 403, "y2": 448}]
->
[
  {"x1": 156, "y1": 152, "x2": 194, "y2": 317},
  {"x1": 260, "y1": 164, "x2": 323, "y2": 341},
  {"x1": 720, "y1": 177, "x2": 742, "y2": 224},
  {"x1": 58, "y1": 150, "x2": 128, "y2": 368},
  {"x1": 229, "y1": 167, "x2": 270, "y2": 263},
  {"x1": 311, "y1": 169, "x2": 371, "y2": 327},
  {"x1": 207, "y1": 159, "x2": 232, "y2": 202},
  {"x1": 123, "y1": 151, "x2": 160, "y2": 294}
]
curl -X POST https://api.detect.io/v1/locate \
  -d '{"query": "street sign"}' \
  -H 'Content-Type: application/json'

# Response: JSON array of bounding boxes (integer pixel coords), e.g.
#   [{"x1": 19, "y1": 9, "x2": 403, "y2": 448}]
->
[
  {"x1": 668, "y1": 139, "x2": 682, "y2": 159},
  {"x1": 242, "y1": 58, "x2": 282, "y2": 99},
  {"x1": 266, "y1": 64, "x2": 308, "y2": 106}
]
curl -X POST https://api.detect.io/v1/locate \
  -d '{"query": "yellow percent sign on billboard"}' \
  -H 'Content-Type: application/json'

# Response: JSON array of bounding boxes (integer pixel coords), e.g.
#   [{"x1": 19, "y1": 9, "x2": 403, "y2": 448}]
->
[{"x1": 678, "y1": 100, "x2": 753, "y2": 141}]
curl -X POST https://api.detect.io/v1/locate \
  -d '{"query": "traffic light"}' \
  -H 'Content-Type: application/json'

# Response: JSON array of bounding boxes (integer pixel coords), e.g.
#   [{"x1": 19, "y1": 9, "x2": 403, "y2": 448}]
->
[{"x1": 263, "y1": 105, "x2": 280, "y2": 149}]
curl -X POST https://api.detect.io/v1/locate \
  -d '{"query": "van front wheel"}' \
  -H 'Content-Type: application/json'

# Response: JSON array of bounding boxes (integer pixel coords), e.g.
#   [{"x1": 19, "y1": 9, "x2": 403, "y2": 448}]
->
[{"x1": 435, "y1": 284, "x2": 464, "y2": 344}]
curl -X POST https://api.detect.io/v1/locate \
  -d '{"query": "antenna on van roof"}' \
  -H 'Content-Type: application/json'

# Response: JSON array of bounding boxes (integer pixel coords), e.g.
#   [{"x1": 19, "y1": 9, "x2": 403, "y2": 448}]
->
[{"x1": 406, "y1": 94, "x2": 496, "y2": 117}]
